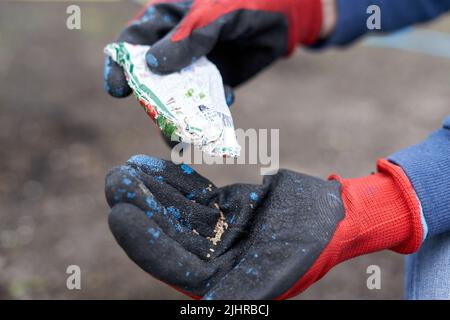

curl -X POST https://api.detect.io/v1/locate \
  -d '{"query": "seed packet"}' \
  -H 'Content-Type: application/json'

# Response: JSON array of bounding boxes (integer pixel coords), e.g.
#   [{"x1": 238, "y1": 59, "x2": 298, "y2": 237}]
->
[{"x1": 104, "y1": 42, "x2": 241, "y2": 157}]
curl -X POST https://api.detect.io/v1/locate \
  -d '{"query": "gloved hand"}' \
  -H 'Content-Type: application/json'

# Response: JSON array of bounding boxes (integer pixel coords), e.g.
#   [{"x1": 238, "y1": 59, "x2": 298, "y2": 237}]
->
[
  {"x1": 104, "y1": 0, "x2": 325, "y2": 99},
  {"x1": 105, "y1": 155, "x2": 424, "y2": 299}
]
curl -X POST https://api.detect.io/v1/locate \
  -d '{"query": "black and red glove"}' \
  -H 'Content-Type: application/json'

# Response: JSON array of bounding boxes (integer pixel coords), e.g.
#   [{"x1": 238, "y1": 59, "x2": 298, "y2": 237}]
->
[
  {"x1": 104, "y1": 0, "x2": 324, "y2": 99},
  {"x1": 105, "y1": 155, "x2": 424, "y2": 299}
]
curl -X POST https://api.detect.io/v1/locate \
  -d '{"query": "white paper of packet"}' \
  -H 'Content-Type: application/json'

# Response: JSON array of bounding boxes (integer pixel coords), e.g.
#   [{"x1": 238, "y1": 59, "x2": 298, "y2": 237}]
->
[{"x1": 104, "y1": 42, "x2": 241, "y2": 158}]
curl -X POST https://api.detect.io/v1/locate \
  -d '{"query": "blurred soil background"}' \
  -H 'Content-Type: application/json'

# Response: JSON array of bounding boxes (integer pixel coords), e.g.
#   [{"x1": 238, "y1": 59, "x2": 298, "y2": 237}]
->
[{"x1": 0, "y1": 1, "x2": 449, "y2": 299}]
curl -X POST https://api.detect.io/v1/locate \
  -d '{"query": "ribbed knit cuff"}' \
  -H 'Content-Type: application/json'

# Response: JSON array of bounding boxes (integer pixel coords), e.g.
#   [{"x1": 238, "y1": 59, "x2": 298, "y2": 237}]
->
[
  {"x1": 289, "y1": 0, "x2": 323, "y2": 50},
  {"x1": 332, "y1": 159, "x2": 423, "y2": 256}
]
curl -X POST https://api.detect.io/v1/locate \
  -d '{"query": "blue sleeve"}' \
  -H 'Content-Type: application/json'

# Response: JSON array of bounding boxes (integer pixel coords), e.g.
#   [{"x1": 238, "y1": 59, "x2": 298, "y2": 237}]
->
[
  {"x1": 389, "y1": 116, "x2": 450, "y2": 238},
  {"x1": 320, "y1": 0, "x2": 450, "y2": 47}
]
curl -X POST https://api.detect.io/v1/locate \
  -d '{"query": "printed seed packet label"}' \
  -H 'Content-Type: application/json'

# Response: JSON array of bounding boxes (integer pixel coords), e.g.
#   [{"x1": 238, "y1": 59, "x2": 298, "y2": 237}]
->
[{"x1": 104, "y1": 42, "x2": 241, "y2": 158}]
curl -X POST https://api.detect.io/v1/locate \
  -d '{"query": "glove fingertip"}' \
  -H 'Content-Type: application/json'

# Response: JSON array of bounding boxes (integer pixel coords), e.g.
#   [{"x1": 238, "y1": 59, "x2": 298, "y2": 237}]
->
[
  {"x1": 105, "y1": 83, "x2": 132, "y2": 99},
  {"x1": 145, "y1": 39, "x2": 196, "y2": 75},
  {"x1": 223, "y1": 85, "x2": 235, "y2": 107},
  {"x1": 108, "y1": 203, "x2": 141, "y2": 237},
  {"x1": 104, "y1": 164, "x2": 143, "y2": 209},
  {"x1": 145, "y1": 48, "x2": 179, "y2": 75},
  {"x1": 108, "y1": 203, "x2": 159, "y2": 261},
  {"x1": 104, "y1": 57, "x2": 133, "y2": 98}
]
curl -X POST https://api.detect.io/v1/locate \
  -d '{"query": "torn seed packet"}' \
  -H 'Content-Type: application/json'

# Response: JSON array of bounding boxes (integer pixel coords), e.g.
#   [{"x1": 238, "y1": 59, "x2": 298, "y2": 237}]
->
[{"x1": 104, "y1": 42, "x2": 241, "y2": 158}]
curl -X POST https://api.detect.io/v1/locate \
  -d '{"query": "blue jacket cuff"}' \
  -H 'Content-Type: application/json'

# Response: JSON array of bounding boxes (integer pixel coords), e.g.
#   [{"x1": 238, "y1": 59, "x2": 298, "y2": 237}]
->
[
  {"x1": 389, "y1": 116, "x2": 450, "y2": 238},
  {"x1": 314, "y1": 0, "x2": 450, "y2": 48}
]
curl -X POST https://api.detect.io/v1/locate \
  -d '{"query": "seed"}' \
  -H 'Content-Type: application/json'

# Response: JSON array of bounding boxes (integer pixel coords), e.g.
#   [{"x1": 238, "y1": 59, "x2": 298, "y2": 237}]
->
[{"x1": 207, "y1": 211, "x2": 228, "y2": 246}]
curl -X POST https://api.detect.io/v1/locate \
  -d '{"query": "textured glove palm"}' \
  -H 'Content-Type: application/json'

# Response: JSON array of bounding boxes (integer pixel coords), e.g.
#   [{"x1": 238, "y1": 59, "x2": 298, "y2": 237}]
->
[
  {"x1": 105, "y1": 155, "x2": 344, "y2": 299},
  {"x1": 105, "y1": 155, "x2": 423, "y2": 299}
]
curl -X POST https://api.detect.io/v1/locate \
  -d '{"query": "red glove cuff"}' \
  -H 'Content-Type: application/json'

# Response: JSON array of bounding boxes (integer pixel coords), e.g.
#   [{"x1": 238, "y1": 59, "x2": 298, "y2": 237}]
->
[
  {"x1": 288, "y1": 0, "x2": 323, "y2": 51},
  {"x1": 277, "y1": 159, "x2": 423, "y2": 299},
  {"x1": 331, "y1": 158, "x2": 424, "y2": 256}
]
